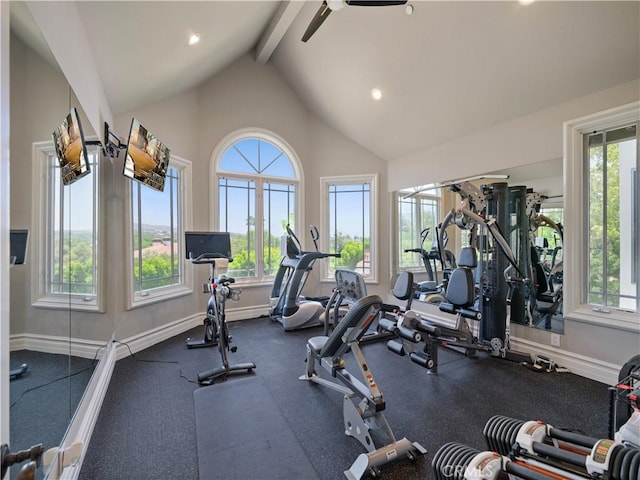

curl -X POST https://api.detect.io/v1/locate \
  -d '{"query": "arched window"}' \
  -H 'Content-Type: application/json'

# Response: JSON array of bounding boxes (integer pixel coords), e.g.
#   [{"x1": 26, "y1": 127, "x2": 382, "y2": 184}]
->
[{"x1": 212, "y1": 129, "x2": 301, "y2": 282}]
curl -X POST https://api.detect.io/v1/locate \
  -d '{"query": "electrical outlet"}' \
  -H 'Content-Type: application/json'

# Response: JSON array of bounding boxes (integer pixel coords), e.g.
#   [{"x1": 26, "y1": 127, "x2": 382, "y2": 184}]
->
[{"x1": 550, "y1": 333, "x2": 561, "y2": 347}]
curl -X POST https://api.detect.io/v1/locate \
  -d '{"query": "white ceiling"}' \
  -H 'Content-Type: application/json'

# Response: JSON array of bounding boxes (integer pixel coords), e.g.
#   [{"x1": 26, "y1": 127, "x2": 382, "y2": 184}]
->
[{"x1": 10, "y1": 0, "x2": 640, "y2": 163}]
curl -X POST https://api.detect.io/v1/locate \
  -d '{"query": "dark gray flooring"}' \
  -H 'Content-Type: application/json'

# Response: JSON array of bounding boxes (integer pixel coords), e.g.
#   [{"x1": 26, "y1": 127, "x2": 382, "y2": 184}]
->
[
  {"x1": 80, "y1": 317, "x2": 610, "y2": 480},
  {"x1": 9, "y1": 350, "x2": 96, "y2": 480}
]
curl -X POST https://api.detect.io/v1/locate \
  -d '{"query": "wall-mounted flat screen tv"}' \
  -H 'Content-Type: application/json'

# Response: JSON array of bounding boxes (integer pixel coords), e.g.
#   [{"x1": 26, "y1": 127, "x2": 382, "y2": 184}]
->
[
  {"x1": 122, "y1": 118, "x2": 170, "y2": 192},
  {"x1": 52, "y1": 107, "x2": 91, "y2": 185}
]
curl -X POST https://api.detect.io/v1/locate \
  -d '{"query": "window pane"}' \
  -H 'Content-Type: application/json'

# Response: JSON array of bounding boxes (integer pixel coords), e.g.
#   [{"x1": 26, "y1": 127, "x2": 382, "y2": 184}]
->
[
  {"x1": 586, "y1": 126, "x2": 638, "y2": 312},
  {"x1": 397, "y1": 194, "x2": 440, "y2": 270},
  {"x1": 219, "y1": 178, "x2": 256, "y2": 278},
  {"x1": 328, "y1": 184, "x2": 370, "y2": 277},
  {"x1": 588, "y1": 143, "x2": 605, "y2": 305},
  {"x1": 537, "y1": 207, "x2": 563, "y2": 267},
  {"x1": 219, "y1": 138, "x2": 294, "y2": 178},
  {"x1": 398, "y1": 197, "x2": 419, "y2": 268},
  {"x1": 132, "y1": 168, "x2": 180, "y2": 292},
  {"x1": 51, "y1": 152, "x2": 98, "y2": 295},
  {"x1": 263, "y1": 182, "x2": 295, "y2": 276}
]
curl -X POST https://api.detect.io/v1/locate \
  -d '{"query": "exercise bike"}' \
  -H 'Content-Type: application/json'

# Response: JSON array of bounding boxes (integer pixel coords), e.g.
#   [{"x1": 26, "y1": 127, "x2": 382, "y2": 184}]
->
[{"x1": 185, "y1": 231, "x2": 256, "y2": 385}]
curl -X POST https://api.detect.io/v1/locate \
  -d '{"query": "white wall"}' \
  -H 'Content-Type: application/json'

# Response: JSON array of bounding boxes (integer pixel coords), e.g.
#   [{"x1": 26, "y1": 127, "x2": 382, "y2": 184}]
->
[
  {"x1": 388, "y1": 80, "x2": 640, "y2": 191},
  {"x1": 110, "y1": 53, "x2": 388, "y2": 340}
]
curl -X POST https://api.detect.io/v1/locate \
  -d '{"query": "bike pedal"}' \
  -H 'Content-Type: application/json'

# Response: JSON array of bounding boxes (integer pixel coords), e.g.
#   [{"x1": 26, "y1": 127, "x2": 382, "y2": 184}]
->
[{"x1": 231, "y1": 346, "x2": 237, "y2": 353}]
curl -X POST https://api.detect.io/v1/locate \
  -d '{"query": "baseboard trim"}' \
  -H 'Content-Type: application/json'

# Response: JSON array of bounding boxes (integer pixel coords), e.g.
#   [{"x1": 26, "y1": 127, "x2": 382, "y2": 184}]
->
[
  {"x1": 114, "y1": 313, "x2": 202, "y2": 360},
  {"x1": 509, "y1": 336, "x2": 620, "y2": 385},
  {"x1": 226, "y1": 304, "x2": 270, "y2": 322},
  {"x1": 10, "y1": 333, "x2": 109, "y2": 360},
  {"x1": 114, "y1": 305, "x2": 270, "y2": 360}
]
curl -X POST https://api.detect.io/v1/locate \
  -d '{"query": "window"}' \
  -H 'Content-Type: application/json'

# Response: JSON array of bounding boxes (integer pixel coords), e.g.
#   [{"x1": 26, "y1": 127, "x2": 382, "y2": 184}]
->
[
  {"x1": 31, "y1": 142, "x2": 102, "y2": 311},
  {"x1": 585, "y1": 124, "x2": 637, "y2": 311},
  {"x1": 212, "y1": 129, "x2": 300, "y2": 284},
  {"x1": 320, "y1": 174, "x2": 378, "y2": 282},
  {"x1": 127, "y1": 155, "x2": 192, "y2": 308},
  {"x1": 396, "y1": 190, "x2": 441, "y2": 270},
  {"x1": 564, "y1": 102, "x2": 639, "y2": 330}
]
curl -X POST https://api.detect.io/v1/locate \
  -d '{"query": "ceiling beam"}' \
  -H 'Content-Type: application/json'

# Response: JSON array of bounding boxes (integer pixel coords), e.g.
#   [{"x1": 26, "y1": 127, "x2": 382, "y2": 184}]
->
[{"x1": 255, "y1": 1, "x2": 304, "y2": 64}]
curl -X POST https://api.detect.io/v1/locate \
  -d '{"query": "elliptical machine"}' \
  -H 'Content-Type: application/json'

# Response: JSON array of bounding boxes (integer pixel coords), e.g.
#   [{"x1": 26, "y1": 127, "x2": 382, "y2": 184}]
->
[
  {"x1": 269, "y1": 225, "x2": 340, "y2": 331},
  {"x1": 404, "y1": 227, "x2": 456, "y2": 304}
]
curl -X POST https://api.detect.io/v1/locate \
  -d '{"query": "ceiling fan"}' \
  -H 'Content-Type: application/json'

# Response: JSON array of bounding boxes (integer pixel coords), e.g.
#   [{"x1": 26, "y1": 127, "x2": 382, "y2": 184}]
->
[{"x1": 302, "y1": 0, "x2": 408, "y2": 43}]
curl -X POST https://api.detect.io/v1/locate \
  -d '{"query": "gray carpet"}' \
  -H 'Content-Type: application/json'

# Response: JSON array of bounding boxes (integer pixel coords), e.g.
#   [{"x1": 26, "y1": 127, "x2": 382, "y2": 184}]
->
[{"x1": 80, "y1": 317, "x2": 610, "y2": 480}]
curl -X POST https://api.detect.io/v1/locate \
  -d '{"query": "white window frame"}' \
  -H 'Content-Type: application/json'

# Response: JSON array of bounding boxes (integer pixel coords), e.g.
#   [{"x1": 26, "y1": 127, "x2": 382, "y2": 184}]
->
[
  {"x1": 125, "y1": 155, "x2": 193, "y2": 309},
  {"x1": 210, "y1": 128, "x2": 303, "y2": 287},
  {"x1": 30, "y1": 141, "x2": 104, "y2": 312},
  {"x1": 393, "y1": 190, "x2": 441, "y2": 274},
  {"x1": 320, "y1": 174, "x2": 378, "y2": 283},
  {"x1": 564, "y1": 101, "x2": 639, "y2": 332}
]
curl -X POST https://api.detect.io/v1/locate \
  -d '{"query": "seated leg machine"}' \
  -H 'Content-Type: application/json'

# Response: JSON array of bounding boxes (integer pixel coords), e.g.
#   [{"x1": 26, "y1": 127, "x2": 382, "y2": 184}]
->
[{"x1": 300, "y1": 294, "x2": 426, "y2": 480}]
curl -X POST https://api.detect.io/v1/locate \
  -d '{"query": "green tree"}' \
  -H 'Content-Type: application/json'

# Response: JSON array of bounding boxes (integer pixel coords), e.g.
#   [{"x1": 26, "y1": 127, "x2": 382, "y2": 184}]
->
[
  {"x1": 340, "y1": 242, "x2": 364, "y2": 269},
  {"x1": 588, "y1": 142, "x2": 621, "y2": 307}
]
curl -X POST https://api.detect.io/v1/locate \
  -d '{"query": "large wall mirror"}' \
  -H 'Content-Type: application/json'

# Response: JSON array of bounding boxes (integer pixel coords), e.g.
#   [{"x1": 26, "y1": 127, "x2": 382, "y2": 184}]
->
[
  {"x1": 398, "y1": 157, "x2": 564, "y2": 335},
  {"x1": 8, "y1": 5, "x2": 114, "y2": 479},
  {"x1": 487, "y1": 158, "x2": 564, "y2": 333}
]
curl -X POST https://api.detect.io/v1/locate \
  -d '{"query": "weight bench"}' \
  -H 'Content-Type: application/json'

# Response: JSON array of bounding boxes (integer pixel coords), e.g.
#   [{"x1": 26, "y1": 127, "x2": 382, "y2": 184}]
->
[{"x1": 300, "y1": 294, "x2": 426, "y2": 480}]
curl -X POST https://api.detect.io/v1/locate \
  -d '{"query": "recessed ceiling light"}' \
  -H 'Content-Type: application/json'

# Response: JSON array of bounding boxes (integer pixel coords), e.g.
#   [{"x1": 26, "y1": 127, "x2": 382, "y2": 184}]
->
[
  {"x1": 405, "y1": 4, "x2": 414, "y2": 15},
  {"x1": 518, "y1": 0, "x2": 535, "y2": 5},
  {"x1": 188, "y1": 33, "x2": 201, "y2": 46},
  {"x1": 371, "y1": 88, "x2": 382, "y2": 101}
]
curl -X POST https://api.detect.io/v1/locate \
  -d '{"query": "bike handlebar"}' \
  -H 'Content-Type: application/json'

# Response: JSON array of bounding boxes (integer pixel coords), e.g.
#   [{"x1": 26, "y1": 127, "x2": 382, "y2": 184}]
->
[
  {"x1": 189, "y1": 252, "x2": 232, "y2": 264},
  {"x1": 217, "y1": 276, "x2": 235, "y2": 286}
]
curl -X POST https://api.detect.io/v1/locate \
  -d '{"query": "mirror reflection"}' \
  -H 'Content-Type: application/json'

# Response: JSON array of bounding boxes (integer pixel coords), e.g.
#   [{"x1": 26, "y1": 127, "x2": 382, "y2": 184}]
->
[
  {"x1": 488, "y1": 158, "x2": 564, "y2": 333},
  {"x1": 9, "y1": 5, "x2": 111, "y2": 479},
  {"x1": 399, "y1": 158, "x2": 564, "y2": 334}
]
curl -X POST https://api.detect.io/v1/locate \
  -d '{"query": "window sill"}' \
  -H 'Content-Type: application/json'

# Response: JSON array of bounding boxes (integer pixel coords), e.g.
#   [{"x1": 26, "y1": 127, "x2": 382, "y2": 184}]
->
[
  {"x1": 127, "y1": 285, "x2": 193, "y2": 310},
  {"x1": 321, "y1": 278, "x2": 379, "y2": 285},
  {"x1": 566, "y1": 305, "x2": 640, "y2": 333},
  {"x1": 32, "y1": 295, "x2": 102, "y2": 313}
]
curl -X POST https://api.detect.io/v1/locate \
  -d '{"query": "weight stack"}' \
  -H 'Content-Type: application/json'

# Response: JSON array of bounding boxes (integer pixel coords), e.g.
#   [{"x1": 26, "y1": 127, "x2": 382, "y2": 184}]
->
[
  {"x1": 432, "y1": 442, "x2": 481, "y2": 480},
  {"x1": 483, "y1": 415, "x2": 525, "y2": 455}
]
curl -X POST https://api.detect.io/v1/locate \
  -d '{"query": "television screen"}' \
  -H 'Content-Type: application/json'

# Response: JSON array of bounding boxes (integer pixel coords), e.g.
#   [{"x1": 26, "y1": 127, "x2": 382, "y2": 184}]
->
[
  {"x1": 123, "y1": 118, "x2": 170, "y2": 192},
  {"x1": 10, "y1": 229, "x2": 29, "y2": 266},
  {"x1": 52, "y1": 107, "x2": 91, "y2": 185},
  {"x1": 185, "y1": 232, "x2": 233, "y2": 261}
]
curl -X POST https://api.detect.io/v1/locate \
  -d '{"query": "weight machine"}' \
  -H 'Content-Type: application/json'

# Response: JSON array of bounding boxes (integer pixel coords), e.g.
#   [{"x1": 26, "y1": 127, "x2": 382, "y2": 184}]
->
[
  {"x1": 300, "y1": 294, "x2": 427, "y2": 479},
  {"x1": 384, "y1": 178, "x2": 532, "y2": 373},
  {"x1": 525, "y1": 190, "x2": 564, "y2": 330}
]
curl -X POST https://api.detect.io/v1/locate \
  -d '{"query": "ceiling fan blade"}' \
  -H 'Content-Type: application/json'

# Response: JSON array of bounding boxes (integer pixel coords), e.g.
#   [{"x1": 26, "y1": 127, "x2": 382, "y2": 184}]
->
[
  {"x1": 346, "y1": 0, "x2": 407, "y2": 5},
  {"x1": 302, "y1": 1, "x2": 333, "y2": 43}
]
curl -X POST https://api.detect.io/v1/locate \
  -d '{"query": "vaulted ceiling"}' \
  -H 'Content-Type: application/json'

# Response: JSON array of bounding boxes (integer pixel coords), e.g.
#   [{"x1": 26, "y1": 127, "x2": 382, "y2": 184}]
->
[{"x1": 10, "y1": 1, "x2": 640, "y2": 163}]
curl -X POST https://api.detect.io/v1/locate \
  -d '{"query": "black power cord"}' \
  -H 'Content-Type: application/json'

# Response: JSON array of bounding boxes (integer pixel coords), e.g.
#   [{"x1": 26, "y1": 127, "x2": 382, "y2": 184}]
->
[{"x1": 112, "y1": 340, "x2": 199, "y2": 385}]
